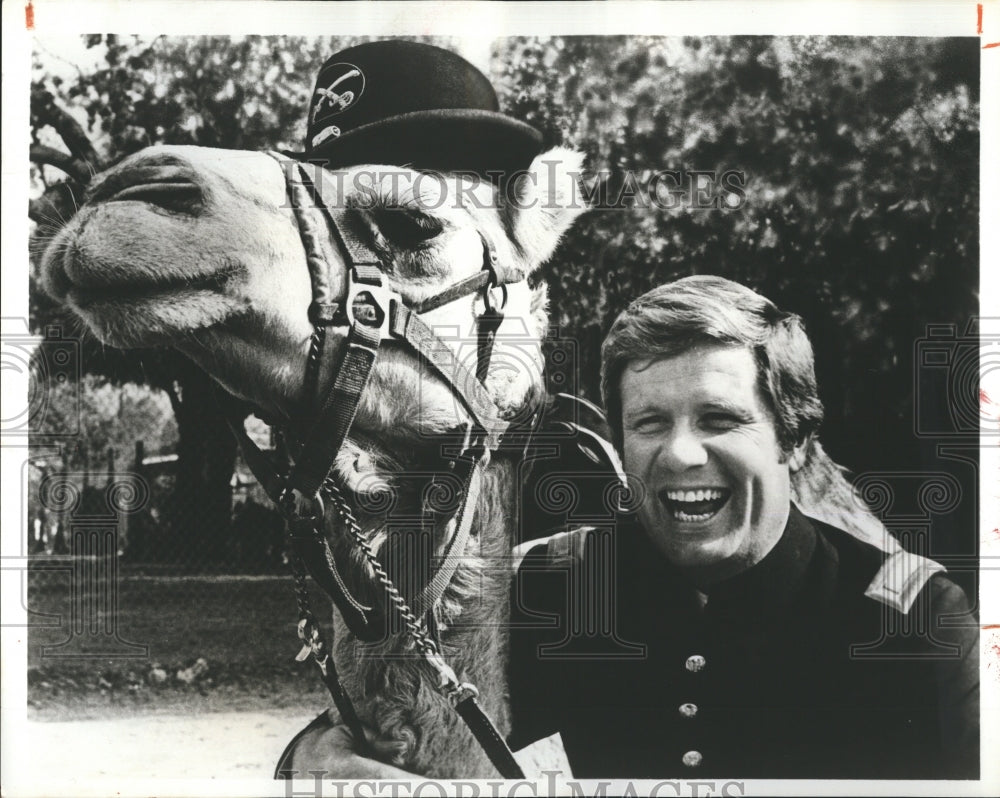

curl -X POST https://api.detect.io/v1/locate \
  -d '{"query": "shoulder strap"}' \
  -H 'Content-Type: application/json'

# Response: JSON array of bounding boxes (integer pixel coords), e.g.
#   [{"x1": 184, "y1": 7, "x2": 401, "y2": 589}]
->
[
  {"x1": 546, "y1": 525, "x2": 596, "y2": 564},
  {"x1": 511, "y1": 525, "x2": 597, "y2": 573},
  {"x1": 864, "y1": 548, "x2": 946, "y2": 614}
]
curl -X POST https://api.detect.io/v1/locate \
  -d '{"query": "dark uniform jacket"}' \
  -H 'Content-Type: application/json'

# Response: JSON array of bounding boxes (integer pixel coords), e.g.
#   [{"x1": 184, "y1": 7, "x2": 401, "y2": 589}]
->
[{"x1": 508, "y1": 505, "x2": 979, "y2": 779}]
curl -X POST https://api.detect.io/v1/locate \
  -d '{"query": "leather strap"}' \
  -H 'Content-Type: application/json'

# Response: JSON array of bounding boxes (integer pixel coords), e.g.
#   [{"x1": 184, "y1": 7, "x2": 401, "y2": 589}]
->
[
  {"x1": 245, "y1": 154, "x2": 529, "y2": 780},
  {"x1": 390, "y1": 303, "x2": 508, "y2": 449},
  {"x1": 410, "y1": 270, "x2": 491, "y2": 314},
  {"x1": 225, "y1": 416, "x2": 285, "y2": 504},
  {"x1": 476, "y1": 307, "x2": 504, "y2": 384},
  {"x1": 412, "y1": 455, "x2": 484, "y2": 618},
  {"x1": 290, "y1": 319, "x2": 381, "y2": 499},
  {"x1": 455, "y1": 695, "x2": 525, "y2": 779},
  {"x1": 225, "y1": 415, "x2": 380, "y2": 638},
  {"x1": 287, "y1": 520, "x2": 380, "y2": 640}
]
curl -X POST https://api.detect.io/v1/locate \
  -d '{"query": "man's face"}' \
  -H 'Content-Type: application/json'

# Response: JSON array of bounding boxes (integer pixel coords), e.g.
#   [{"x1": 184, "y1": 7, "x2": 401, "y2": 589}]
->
[{"x1": 620, "y1": 344, "x2": 792, "y2": 582}]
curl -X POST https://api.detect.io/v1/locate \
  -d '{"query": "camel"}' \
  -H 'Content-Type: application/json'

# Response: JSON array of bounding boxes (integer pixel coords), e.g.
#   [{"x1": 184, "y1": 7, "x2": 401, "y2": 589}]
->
[{"x1": 39, "y1": 143, "x2": 888, "y2": 779}]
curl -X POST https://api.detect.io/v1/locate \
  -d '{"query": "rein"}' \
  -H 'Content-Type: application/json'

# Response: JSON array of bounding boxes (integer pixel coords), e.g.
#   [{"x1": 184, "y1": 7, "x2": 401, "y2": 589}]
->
[{"x1": 231, "y1": 152, "x2": 526, "y2": 778}]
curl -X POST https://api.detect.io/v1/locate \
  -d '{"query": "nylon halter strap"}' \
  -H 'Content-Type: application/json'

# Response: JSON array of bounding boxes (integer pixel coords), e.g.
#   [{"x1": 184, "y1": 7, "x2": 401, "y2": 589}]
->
[
  {"x1": 278, "y1": 153, "x2": 511, "y2": 623},
  {"x1": 240, "y1": 152, "x2": 525, "y2": 779}
]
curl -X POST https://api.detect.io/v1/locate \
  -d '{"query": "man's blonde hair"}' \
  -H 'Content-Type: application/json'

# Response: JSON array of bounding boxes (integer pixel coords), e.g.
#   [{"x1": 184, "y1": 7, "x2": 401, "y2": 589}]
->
[{"x1": 600, "y1": 275, "x2": 824, "y2": 457}]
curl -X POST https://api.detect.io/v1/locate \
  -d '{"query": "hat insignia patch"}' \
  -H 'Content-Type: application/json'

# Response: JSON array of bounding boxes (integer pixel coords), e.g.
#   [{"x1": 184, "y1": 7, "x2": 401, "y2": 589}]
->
[{"x1": 311, "y1": 63, "x2": 365, "y2": 124}]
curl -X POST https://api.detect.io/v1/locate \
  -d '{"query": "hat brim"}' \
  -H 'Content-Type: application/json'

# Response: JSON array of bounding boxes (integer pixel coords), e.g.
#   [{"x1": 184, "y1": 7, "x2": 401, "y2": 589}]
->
[{"x1": 288, "y1": 109, "x2": 545, "y2": 180}]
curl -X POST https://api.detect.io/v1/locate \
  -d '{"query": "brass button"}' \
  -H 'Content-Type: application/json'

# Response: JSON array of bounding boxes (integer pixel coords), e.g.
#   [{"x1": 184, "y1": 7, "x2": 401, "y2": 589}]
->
[
  {"x1": 685, "y1": 654, "x2": 706, "y2": 673},
  {"x1": 679, "y1": 702, "x2": 698, "y2": 718},
  {"x1": 682, "y1": 750, "x2": 703, "y2": 768}
]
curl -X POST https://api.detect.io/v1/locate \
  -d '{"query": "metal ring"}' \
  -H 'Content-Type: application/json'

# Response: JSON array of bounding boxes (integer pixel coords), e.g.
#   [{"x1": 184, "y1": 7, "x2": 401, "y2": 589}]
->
[
  {"x1": 282, "y1": 488, "x2": 325, "y2": 524},
  {"x1": 483, "y1": 282, "x2": 508, "y2": 313}
]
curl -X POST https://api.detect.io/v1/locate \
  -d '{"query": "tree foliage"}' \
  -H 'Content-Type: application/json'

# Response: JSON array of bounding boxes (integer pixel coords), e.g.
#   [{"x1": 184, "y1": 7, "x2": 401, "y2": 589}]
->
[
  {"x1": 29, "y1": 35, "x2": 456, "y2": 564},
  {"x1": 494, "y1": 36, "x2": 978, "y2": 478},
  {"x1": 29, "y1": 35, "x2": 979, "y2": 560}
]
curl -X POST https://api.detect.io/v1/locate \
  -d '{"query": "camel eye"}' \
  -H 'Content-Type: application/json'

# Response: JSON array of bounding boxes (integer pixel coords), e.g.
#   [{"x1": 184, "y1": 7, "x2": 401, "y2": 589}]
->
[{"x1": 369, "y1": 207, "x2": 444, "y2": 249}]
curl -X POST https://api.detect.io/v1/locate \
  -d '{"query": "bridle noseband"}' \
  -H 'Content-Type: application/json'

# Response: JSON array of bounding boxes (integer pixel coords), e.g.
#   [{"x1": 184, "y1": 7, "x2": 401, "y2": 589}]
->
[{"x1": 234, "y1": 152, "x2": 528, "y2": 778}]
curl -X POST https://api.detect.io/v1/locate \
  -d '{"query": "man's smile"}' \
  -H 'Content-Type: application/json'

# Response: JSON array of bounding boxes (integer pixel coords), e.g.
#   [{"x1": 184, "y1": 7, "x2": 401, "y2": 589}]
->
[{"x1": 658, "y1": 487, "x2": 732, "y2": 523}]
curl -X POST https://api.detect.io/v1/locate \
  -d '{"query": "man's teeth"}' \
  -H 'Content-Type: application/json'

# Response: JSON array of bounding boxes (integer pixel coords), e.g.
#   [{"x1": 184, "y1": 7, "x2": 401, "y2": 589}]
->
[
  {"x1": 662, "y1": 488, "x2": 729, "y2": 522},
  {"x1": 664, "y1": 489, "x2": 726, "y2": 502}
]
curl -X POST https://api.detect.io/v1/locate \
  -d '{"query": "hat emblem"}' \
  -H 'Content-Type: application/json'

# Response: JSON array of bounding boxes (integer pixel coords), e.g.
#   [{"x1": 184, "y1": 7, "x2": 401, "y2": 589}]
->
[{"x1": 311, "y1": 63, "x2": 365, "y2": 124}]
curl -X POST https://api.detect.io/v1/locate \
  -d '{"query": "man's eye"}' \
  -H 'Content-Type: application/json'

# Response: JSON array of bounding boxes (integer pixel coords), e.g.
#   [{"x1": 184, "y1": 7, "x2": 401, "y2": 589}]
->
[
  {"x1": 703, "y1": 414, "x2": 740, "y2": 430},
  {"x1": 629, "y1": 417, "x2": 666, "y2": 432}
]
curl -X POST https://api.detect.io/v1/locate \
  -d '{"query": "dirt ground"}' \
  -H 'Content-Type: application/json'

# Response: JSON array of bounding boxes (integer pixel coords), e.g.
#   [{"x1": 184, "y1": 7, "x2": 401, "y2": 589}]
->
[
  {"x1": 19, "y1": 572, "x2": 337, "y2": 786},
  {"x1": 18, "y1": 572, "x2": 572, "y2": 786},
  {"x1": 23, "y1": 709, "x2": 318, "y2": 780}
]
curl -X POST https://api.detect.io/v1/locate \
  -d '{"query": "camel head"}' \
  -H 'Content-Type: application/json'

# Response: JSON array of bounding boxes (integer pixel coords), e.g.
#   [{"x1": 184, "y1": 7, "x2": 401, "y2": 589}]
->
[{"x1": 40, "y1": 144, "x2": 586, "y2": 443}]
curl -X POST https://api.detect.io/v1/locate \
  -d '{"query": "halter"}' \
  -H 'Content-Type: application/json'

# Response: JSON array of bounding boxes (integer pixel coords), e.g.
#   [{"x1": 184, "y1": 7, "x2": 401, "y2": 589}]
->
[{"x1": 232, "y1": 152, "x2": 526, "y2": 778}]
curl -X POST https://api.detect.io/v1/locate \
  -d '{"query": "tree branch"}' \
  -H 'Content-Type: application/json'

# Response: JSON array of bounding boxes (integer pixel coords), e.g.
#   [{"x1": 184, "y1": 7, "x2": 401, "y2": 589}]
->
[
  {"x1": 31, "y1": 89, "x2": 102, "y2": 177},
  {"x1": 30, "y1": 144, "x2": 93, "y2": 186}
]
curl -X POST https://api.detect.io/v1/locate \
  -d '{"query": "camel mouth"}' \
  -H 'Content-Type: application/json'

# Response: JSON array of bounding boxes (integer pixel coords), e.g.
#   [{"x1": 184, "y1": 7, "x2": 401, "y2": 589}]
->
[{"x1": 65, "y1": 265, "x2": 239, "y2": 310}]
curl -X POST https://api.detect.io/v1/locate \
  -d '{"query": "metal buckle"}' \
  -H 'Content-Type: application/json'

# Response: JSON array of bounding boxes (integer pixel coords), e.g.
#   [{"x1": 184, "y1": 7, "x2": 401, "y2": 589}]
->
[
  {"x1": 424, "y1": 650, "x2": 480, "y2": 704},
  {"x1": 279, "y1": 486, "x2": 325, "y2": 525},
  {"x1": 346, "y1": 268, "x2": 402, "y2": 338}
]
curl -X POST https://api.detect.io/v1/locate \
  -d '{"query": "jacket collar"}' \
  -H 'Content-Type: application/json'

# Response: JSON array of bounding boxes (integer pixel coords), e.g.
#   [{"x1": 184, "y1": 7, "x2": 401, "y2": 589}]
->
[
  {"x1": 705, "y1": 503, "x2": 818, "y2": 607},
  {"x1": 622, "y1": 503, "x2": 821, "y2": 609}
]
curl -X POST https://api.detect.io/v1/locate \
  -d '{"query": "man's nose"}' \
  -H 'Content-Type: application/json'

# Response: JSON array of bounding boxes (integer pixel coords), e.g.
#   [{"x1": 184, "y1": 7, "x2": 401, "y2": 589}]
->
[{"x1": 660, "y1": 427, "x2": 708, "y2": 471}]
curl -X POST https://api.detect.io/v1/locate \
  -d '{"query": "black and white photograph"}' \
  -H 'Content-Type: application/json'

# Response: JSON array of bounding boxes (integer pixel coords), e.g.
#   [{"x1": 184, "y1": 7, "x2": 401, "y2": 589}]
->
[{"x1": 2, "y1": 1, "x2": 996, "y2": 795}]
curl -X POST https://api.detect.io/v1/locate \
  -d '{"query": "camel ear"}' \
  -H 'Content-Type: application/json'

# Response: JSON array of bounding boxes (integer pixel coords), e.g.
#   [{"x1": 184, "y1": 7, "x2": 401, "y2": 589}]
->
[{"x1": 506, "y1": 147, "x2": 587, "y2": 272}]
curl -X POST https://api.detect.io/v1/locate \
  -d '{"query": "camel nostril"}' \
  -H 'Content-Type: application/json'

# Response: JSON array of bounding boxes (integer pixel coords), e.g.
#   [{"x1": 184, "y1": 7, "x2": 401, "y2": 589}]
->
[
  {"x1": 370, "y1": 207, "x2": 443, "y2": 249},
  {"x1": 104, "y1": 181, "x2": 205, "y2": 215},
  {"x1": 86, "y1": 158, "x2": 205, "y2": 215}
]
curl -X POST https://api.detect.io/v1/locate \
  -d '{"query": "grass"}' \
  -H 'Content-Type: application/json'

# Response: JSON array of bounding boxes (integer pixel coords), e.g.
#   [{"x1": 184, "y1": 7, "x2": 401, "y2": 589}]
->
[{"x1": 25, "y1": 565, "x2": 331, "y2": 719}]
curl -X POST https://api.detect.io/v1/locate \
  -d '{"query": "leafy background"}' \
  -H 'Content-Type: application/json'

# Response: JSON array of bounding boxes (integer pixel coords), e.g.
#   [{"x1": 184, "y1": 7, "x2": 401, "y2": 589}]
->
[{"x1": 28, "y1": 35, "x2": 979, "y2": 565}]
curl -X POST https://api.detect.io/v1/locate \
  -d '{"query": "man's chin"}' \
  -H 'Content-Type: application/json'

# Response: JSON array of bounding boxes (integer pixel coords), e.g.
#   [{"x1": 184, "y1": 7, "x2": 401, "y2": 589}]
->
[
  {"x1": 666, "y1": 537, "x2": 739, "y2": 570},
  {"x1": 641, "y1": 514, "x2": 738, "y2": 568}
]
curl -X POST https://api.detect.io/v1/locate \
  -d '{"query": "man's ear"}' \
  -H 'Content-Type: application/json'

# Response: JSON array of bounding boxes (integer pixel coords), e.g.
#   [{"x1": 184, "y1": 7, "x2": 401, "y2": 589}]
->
[{"x1": 787, "y1": 439, "x2": 810, "y2": 473}]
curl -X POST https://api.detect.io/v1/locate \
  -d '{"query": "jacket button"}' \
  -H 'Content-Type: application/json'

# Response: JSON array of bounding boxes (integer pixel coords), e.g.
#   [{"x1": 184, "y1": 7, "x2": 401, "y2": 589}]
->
[
  {"x1": 682, "y1": 750, "x2": 703, "y2": 768},
  {"x1": 685, "y1": 654, "x2": 706, "y2": 672},
  {"x1": 678, "y1": 702, "x2": 698, "y2": 718}
]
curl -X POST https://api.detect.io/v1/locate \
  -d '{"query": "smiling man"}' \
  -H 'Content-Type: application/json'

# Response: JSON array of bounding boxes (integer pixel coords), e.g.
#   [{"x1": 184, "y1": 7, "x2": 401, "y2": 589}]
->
[
  {"x1": 280, "y1": 276, "x2": 980, "y2": 780},
  {"x1": 508, "y1": 276, "x2": 979, "y2": 779},
  {"x1": 620, "y1": 344, "x2": 795, "y2": 583}
]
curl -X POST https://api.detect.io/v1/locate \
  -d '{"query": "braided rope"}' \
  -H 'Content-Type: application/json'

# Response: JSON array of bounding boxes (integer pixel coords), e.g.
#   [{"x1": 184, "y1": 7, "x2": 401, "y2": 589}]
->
[{"x1": 321, "y1": 479, "x2": 440, "y2": 658}]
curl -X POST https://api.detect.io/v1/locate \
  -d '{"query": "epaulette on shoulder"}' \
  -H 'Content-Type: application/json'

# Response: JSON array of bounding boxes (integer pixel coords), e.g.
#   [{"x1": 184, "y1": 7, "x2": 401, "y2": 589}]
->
[
  {"x1": 511, "y1": 526, "x2": 597, "y2": 573},
  {"x1": 863, "y1": 548, "x2": 946, "y2": 615}
]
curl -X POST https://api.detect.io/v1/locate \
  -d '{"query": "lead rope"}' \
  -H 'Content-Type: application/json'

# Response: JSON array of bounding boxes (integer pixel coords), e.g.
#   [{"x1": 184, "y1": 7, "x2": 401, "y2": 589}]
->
[
  {"x1": 282, "y1": 502, "x2": 373, "y2": 756},
  {"x1": 321, "y1": 477, "x2": 526, "y2": 779}
]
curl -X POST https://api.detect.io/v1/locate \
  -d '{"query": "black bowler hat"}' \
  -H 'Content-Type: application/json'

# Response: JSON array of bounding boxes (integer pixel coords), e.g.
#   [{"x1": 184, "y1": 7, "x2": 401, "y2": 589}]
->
[{"x1": 295, "y1": 40, "x2": 544, "y2": 179}]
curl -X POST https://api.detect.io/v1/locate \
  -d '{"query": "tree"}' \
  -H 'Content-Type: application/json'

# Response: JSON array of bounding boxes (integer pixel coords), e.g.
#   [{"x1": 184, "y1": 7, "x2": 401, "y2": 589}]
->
[
  {"x1": 492, "y1": 35, "x2": 978, "y2": 560},
  {"x1": 494, "y1": 36, "x2": 977, "y2": 465},
  {"x1": 29, "y1": 34, "x2": 457, "y2": 565},
  {"x1": 30, "y1": 35, "x2": 980, "y2": 562}
]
